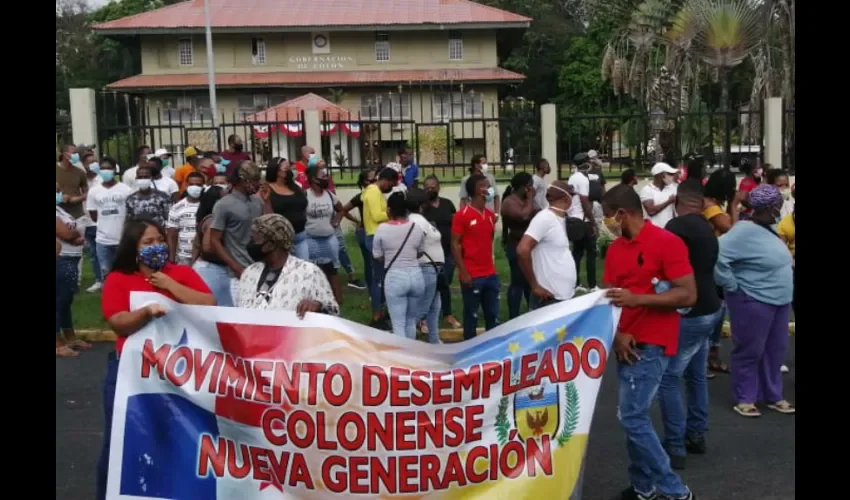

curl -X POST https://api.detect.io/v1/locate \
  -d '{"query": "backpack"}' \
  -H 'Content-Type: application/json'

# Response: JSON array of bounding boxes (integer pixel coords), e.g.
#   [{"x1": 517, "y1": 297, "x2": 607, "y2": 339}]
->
[{"x1": 587, "y1": 172, "x2": 604, "y2": 203}]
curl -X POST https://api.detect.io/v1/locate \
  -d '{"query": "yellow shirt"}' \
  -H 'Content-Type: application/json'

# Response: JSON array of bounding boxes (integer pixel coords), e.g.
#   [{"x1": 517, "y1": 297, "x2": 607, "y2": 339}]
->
[
  {"x1": 701, "y1": 204, "x2": 725, "y2": 237},
  {"x1": 362, "y1": 184, "x2": 389, "y2": 236},
  {"x1": 777, "y1": 213, "x2": 795, "y2": 256}
]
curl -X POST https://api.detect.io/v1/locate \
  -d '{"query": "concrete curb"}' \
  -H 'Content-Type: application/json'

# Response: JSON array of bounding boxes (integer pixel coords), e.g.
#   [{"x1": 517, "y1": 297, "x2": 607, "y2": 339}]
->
[{"x1": 75, "y1": 321, "x2": 795, "y2": 343}]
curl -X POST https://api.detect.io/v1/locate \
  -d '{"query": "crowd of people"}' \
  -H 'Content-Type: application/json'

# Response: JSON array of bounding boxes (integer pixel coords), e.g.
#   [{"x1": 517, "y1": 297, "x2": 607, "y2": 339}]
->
[{"x1": 56, "y1": 138, "x2": 795, "y2": 500}]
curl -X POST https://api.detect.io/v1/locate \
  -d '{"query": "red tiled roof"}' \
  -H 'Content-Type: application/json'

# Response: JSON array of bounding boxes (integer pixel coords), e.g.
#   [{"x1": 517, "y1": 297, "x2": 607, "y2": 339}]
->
[
  {"x1": 243, "y1": 92, "x2": 355, "y2": 121},
  {"x1": 106, "y1": 67, "x2": 525, "y2": 89},
  {"x1": 93, "y1": 0, "x2": 531, "y2": 32}
]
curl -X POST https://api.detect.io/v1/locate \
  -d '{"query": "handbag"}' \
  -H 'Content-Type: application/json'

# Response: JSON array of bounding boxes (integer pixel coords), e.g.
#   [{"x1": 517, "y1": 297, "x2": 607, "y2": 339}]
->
[
  {"x1": 379, "y1": 224, "x2": 416, "y2": 291},
  {"x1": 566, "y1": 217, "x2": 587, "y2": 242}
]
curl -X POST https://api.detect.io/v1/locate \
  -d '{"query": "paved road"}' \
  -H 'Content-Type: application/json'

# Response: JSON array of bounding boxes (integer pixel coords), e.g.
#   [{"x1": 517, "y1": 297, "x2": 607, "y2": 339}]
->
[{"x1": 56, "y1": 339, "x2": 795, "y2": 500}]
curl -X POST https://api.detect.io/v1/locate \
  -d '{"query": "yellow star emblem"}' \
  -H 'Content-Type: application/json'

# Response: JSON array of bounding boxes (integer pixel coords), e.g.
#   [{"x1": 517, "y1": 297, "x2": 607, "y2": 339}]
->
[
  {"x1": 508, "y1": 342, "x2": 520, "y2": 354},
  {"x1": 531, "y1": 330, "x2": 545, "y2": 342},
  {"x1": 573, "y1": 336, "x2": 585, "y2": 348},
  {"x1": 556, "y1": 326, "x2": 568, "y2": 342}
]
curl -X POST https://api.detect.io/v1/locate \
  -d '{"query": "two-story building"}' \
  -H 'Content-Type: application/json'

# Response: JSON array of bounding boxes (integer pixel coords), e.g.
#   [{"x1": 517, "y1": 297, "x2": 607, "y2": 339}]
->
[{"x1": 93, "y1": 0, "x2": 530, "y2": 168}]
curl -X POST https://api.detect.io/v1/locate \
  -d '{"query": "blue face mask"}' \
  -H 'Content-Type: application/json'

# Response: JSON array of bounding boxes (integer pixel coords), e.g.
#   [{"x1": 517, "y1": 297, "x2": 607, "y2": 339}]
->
[
  {"x1": 99, "y1": 170, "x2": 115, "y2": 182},
  {"x1": 70, "y1": 153, "x2": 80, "y2": 164},
  {"x1": 88, "y1": 162, "x2": 101, "y2": 174},
  {"x1": 56, "y1": 192, "x2": 64, "y2": 205},
  {"x1": 138, "y1": 243, "x2": 169, "y2": 271},
  {"x1": 220, "y1": 159, "x2": 231, "y2": 167},
  {"x1": 215, "y1": 164, "x2": 226, "y2": 174},
  {"x1": 485, "y1": 186, "x2": 496, "y2": 202}
]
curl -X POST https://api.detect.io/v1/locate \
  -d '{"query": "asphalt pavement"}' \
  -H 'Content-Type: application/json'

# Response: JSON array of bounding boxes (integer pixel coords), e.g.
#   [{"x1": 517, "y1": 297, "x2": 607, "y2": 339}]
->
[{"x1": 56, "y1": 339, "x2": 795, "y2": 500}]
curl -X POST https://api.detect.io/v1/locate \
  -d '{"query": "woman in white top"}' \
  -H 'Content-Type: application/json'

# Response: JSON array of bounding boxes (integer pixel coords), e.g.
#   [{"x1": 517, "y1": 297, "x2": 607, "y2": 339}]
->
[
  {"x1": 56, "y1": 183, "x2": 92, "y2": 357},
  {"x1": 237, "y1": 214, "x2": 339, "y2": 316},
  {"x1": 408, "y1": 189, "x2": 445, "y2": 343}
]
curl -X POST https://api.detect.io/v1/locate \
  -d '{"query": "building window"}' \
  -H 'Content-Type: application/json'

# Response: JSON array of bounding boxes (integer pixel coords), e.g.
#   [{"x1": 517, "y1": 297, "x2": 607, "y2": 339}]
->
[
  {"x1": 162, "y1": 96, "x2": 197, "y2": 122},
  {"x1": 449, "y1": 32, "x2": 463, "y2": 61},
  {"x1": 360, "y1": 93, "x2": 410, "y2": 120},
  {"x1": 251, "y1": 38, "x2": 266, "y2": 65},
  {"x1": 236, "y1": 94, "x2": 284, "y2": 119},
  {"x1": 178, "y1": 38, "x2": 193, "y2": 66},
  {"x1": 433, "y1": 92, "x2": 484, "y2": 120},
  {"x1": 374, "y1": 32, "x2": 390, "y2": 62}
]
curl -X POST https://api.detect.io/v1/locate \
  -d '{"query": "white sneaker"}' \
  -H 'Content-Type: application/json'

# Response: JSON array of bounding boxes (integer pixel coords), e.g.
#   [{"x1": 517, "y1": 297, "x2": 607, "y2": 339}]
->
[
  {"x1": 575, "y1": 285, "x2": 588, "y2": 294},
  {"x1": 86, "y1": 282, "x2": 103, "y2": 293},
  {"x1": 780, "y1": 364, "x2": 789, "y2": 373}
]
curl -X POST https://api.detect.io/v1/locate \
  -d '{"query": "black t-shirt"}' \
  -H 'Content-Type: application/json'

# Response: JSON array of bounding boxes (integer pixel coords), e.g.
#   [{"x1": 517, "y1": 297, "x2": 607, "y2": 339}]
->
[
  {"x1": 269, "y1": 189, "x2": 307, "y2": 234},
  {"x1": 422, "y1": 197, "x2": 457, "y2": 254},
  {"x1": 348, "y1": 192, "x2": 364, "y2": 227},
  {"x1": 665, "y1": 213, "x2": 721, "y2": 317}
]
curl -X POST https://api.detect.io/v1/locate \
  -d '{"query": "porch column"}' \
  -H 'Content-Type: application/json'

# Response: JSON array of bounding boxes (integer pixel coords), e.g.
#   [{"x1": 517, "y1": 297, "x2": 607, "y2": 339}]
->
[
  {"x1": 540, "y1": 103, "x2": 558, "y2": 182},
  {"x1": 763, "y1": 97, "x2": 783, "y2": 169},
  {"x1": 69, "y1": 88, "x2": 98, "y2": 148},
  {"x1": 304, "y1": 109, "x2": 322, "y2": 156}
]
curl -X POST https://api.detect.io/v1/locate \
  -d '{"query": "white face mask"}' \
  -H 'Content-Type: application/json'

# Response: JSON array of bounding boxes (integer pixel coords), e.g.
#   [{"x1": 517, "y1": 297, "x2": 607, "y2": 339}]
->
[
  {"x1": 480, "y1": 163, "x2": 490, "y2": 173},
  {"x1": 136, "y1": 179, "x2": 152, "y2": 191},
  {"x1": 663, "y1": 174, "x2": 675, "y2": 185},
  {"x1": 309, "y1": 153, "x2": 316, "y2": 160},
  {"x1": 186, "y1": 185, "x2": 203, "y2": 199}
]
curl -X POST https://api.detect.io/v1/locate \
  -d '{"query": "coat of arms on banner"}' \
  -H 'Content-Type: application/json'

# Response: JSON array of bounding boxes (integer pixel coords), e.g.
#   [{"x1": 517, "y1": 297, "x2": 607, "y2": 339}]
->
[{"x1": 495, "y1": 332, "x2": 582, "y2": 448}]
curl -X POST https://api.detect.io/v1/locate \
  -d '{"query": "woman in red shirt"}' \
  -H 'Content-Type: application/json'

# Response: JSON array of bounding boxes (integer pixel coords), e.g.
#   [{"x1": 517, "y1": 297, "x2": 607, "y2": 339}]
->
[
  {"x1": 96, "y1": 217, "x2": 215, "y2": 500},
  {"x1": 734, "y1": 160, "x2": 763, "y2": 220}
]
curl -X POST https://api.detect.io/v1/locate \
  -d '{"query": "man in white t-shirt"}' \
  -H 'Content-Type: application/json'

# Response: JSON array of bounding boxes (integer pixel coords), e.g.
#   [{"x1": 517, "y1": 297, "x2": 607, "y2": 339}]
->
[
  {"x1": 640, "y1": 162, "x2": 679, "y2": 227},
  {"x1": 517, "y1": 180, "x2": 577, "y2": 308},
  {"x1": 566, "y1": 156, "x2": 599, "y2": 293},
  {"x1": 121, "y1": 145, "x2": 152, "y2": 190},
  {"x1": 87, "y1": 159, "x2": 133, "y2": 279},
  {"x1": 154, "y1": 148, "x2": 176, "y2": 179}
]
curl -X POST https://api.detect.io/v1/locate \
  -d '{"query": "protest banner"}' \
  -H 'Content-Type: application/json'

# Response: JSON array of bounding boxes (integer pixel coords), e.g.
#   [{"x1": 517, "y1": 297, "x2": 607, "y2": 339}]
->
[{"x1": 107, "y1": 290, "x2": 620, "y2": 500}]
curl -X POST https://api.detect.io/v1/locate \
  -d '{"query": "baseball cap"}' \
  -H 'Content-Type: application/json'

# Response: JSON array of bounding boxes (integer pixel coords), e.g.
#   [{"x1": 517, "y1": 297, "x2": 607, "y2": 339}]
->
[
  {"x1": 573, "y1": 152, "x2": 590, "y2": 164},
  {"x1": 587, "y1": 149, "x2": 599, "y2": 159},
  {"x1": 154, "y1": 148, "x2": 171, "y2": 157},
  {"x1": 184, "y1": 146, "x2": 200, "y2": 158},
  {"x1": 650, "y1": 162, "x2": 679, "y2": 176}
]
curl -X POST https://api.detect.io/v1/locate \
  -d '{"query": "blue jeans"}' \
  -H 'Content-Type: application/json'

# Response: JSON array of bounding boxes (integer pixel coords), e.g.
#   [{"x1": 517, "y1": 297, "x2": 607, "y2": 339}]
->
[
  {"x1": 96, "y1": 350, "x2": 119, "y2": 500},
  {"x1": 658, "y1": 309, "x2": 723, "y2": 457},
  {"x1": 460, "y1": 274, "x2": 500, "y2": 340},
  {"x1": 292, "y1": 232, "x2": 309, "y2": 261},
  {"x1": 420, "y1": 264, "x2": 442, "y2": 343},
  {"x1": 355, "y1": 227, "x2": 372, "y2": 291},
  {"x1": 440, "y1": 253, "x2": 455, "y2": 318},
  {"x1": 384, "y1": 266, "x2": 425, "y2": 339},
  {"x1": 617, "y1": 345, "x2": 689, "y2": 498},
  {"x1": 95, "y1": 243, "x2": 118, "y2": 279},
  {"x1": 85, "y1": 226, "x2": 103, "y2": 283},
  {"x1": 504, "y1": 246, "x2": 530, "y2": 319},
  {"x1": 56, "y1": 256, "x2": 80, "y2": 333},
  {"x1": 365, "y1": 235, "x2": 384, "y2": 314},
  {"x1": 710, "y1": 301, "x2": 726, "y2": 348},
  {"x1": 336, "y1": 227, "x2": 354, "y2": 275},
  {"x1": 193, "y1": 260, "x2": 234, "y2": 307}
]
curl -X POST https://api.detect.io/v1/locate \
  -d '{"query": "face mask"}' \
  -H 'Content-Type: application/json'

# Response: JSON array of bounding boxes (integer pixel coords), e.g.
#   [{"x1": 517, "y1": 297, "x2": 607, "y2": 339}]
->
[
  {"x1": 56, "y1": 192, "x2": 64, "y2": 205},
  {"x1": 186, "y1": 185, "x2": 203, "y2": 199},
  {"x1": 485, "y1": 186, "x2": 495, "y2": 202},
  {"x1": 309, "y1": 153, "x2": 316, "y2": 160},
  {"x1": 245, "y1": 183, "x2": 260, "y2": 196},
  {"x1": 88, "y1": 163, "x2": 101, "y2": 174},
  {"x1": 604, "y1": 216, "x2": 622, "y2": 237},
  {"x1": 221, "y1": 159, "x2": 231, "y2": 167},
  {"x1": 481, "y1": 163, "x2": 490, "y2": 173},
  {"x1": 427, "y1": 190, "x2": 438, "y2": 201},
  {"x1": 663, "y1": 175, "x2": 675, "y2": 186},
  {"x1": 69, "y1": 153, "x2": 80, "y2": 164},
  {"x1": 99, "y1": 170, "x2": 115, "y2": 183},
  {"x1": 215, "y1": 164, "x2": 226, "y2": 174},
  {"x1": 138, "y1": 243, "x2": 169, "y2": 271},
  {"x1": 283, "y1": 170, "x2": 294, "y2": 182},
  {"x1": 550, "y1": 205, "x2": 567, "y2": 215},
  {"x1": 136, "y1": 179, "x2": 152, "y2": 191},
  {"x1": 247, "y1": 241, "x2": 271, "y2": 262},
  {"x1": 161, "y1": 158, "x2": 169, "y2": 167},
  {"x1": 780, "y1": 189, "x2": 791, "y2": 201},
  {"x1": 215, "y1": 184, "x2": 230, "y2": 191},
  {"x1": 317, "y1": 178, "x2": 330, "y2": 190},
  {"x1": 234, "y1": 144, "x2": 244, "y2": 152}
]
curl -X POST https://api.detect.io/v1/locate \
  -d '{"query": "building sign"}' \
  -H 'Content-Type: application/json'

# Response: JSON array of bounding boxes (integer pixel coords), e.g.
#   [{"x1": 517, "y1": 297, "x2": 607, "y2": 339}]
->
[{"x1": 289, "y1": 55, "x2": 354, "y2": 71}]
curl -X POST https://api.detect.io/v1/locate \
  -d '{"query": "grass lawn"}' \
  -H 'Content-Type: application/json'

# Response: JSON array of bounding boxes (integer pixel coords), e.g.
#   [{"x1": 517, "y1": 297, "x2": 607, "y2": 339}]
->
[{"x1": 70, "y1": 232, "x2": 606, "y2": 331}]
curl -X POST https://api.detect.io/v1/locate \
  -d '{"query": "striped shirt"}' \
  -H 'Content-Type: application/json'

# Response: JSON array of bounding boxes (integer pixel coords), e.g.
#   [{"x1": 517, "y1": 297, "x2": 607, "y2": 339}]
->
[{"x1": 166, "y1": 198, "x2": 200, "y2": 261}]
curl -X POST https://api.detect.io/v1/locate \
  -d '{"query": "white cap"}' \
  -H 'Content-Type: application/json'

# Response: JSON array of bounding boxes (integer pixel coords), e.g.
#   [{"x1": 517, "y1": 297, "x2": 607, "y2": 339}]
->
[
  {"x1": 587, "y1": 149, "x2": 599, "y2": 159},
  {"x1": 145, "y1": 153, "x2": 156, "y2": 160},
  {"x1": 385, "y1": 162, "x2": 402, "y2": 172},
  {"x1": 651, "y1": 162, "x2": 678, "y2": 176},
  {"x1": 154, "y1": 148, "x2": 171, "y2": 157}
]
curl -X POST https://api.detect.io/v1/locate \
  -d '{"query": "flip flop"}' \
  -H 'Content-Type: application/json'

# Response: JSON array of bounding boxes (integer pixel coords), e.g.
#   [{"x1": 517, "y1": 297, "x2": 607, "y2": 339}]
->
[
  {"x1": 767, "y1": 400, "x2": 795, "y2": 414},
  {"x1": 708, "y1": 358, "x2": 730, "y2": 374},
  {"x1": 56, "y1": 346, "x2": 80, "y2": 358},
  {"x1": 66, "y1": 339, "x2": 92, "y2": 350},
  {"x1": 733, "y1": 403, "x2": 761, "y2": 418}
]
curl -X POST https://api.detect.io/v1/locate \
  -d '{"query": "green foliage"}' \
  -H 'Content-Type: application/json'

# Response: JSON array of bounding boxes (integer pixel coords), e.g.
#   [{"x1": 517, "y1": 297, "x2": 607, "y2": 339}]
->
[
  {"x1": 557, "y1": 382, "x2": 580, "y2": 447},
  {"x1": 101, "y1": 131, "x2": 143, "y2": 169},
  {"x1": 495, "y1": 396, "x2": 510, "y2": 445}
]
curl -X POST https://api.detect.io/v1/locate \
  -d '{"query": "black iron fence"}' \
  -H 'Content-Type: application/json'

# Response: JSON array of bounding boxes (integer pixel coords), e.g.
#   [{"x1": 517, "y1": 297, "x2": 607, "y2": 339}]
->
[
  {"x1": 557, "y1": 107, "x2": 765, "y2": 177},
  {"x1": 783, "y1": 108, "x2": 795, "y2": 174},
  {"x1": 95, "y1": 88, "x2": 541, "y2": 185},
  {"x1": 56, "y1": 117, "x2": 72, "y2": 156}
]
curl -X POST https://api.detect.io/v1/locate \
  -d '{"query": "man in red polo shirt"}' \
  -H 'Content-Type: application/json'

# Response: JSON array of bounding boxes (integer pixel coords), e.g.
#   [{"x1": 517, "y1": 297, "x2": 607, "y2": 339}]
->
[
  {"x1": 220, "y1": 134, "x2": 252, "y2": 177},
  {"x1": 451, "y1": 173, "x2": 500, "y2": 340},
  {"x1": 601, "y1": 184, "x2": 698, "y2": 500}
]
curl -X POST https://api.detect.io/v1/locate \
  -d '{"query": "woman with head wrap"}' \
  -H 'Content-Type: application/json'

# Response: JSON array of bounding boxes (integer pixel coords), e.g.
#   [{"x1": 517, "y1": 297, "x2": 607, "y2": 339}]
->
[
  {"x1": 236, "y1": 214, "x2": 339, "y2": 316},
  {"x1": 715, "y1": 184, "x2": 795, "y2": 417}
]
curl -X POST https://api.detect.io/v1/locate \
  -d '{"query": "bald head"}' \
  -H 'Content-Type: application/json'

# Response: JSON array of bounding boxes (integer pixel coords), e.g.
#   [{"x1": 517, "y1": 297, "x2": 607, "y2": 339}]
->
[
  {"x1": 675, "y1": 179, "x2": 704, "y2": 215},
  {"x1": 301, "y1": 145, "x2": 316, "y2": 161}
]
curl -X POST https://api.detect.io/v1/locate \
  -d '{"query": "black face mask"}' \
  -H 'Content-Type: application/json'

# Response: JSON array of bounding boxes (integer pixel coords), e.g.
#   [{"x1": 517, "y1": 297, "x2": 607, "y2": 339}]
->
[
  {"x1": 247, "y1": 241, "x2": 271, "y2": 262},
  {"x1": 317, "y1": 179, "x2": 329, "y2": 190},
  {"x1": 283, "y1": 170, "x2": 294, "y2": 182},
  {"x1": 234, "y1": 143, "x2": 244, "y2": 153},
  {"x1": 427, "y1": 190, "x2": 438, "y2": 201}
]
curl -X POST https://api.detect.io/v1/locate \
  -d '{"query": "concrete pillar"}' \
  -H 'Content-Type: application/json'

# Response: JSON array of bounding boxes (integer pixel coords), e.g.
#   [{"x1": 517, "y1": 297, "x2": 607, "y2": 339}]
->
[
  {"x1": 540, "y1": 103, "x2": 558, "y2": 182},
  {"x1": 69, "y1": 88, "x2": 98, "y2": 147},
  {"x1": 763, "y1": 97, "x2": 783, "y2": 169},
  {"x1": 304, "y1": 109, "x2": 321, "y2": 158}
]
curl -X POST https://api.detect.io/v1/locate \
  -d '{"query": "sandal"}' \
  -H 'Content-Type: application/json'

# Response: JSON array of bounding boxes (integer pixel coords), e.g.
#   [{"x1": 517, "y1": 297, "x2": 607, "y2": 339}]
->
[
  {"x1": 733, "y1": 403, "x2": 761, "y2": 417},
  {"x1": 66, "y1": 339, "x2": 92, "y2": 350},
  {"x1": 419, "y1": 321, "x2": 430, "y2": 335},
  {"x1": 708, "y1": 358, "x2": 730, "y2": 374},
  {"x1": 445, "y1": 316, "x2": 462, "y2": 329},
  {"x1": 706, "y1": 371, "x2": 716, "y2": 380},
  {"x1": 767, "y1": 400, "x2": 796, "y2": 414},
  {"x1": 56, "y1": 345, "x2": 79, "y2": 358}
]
